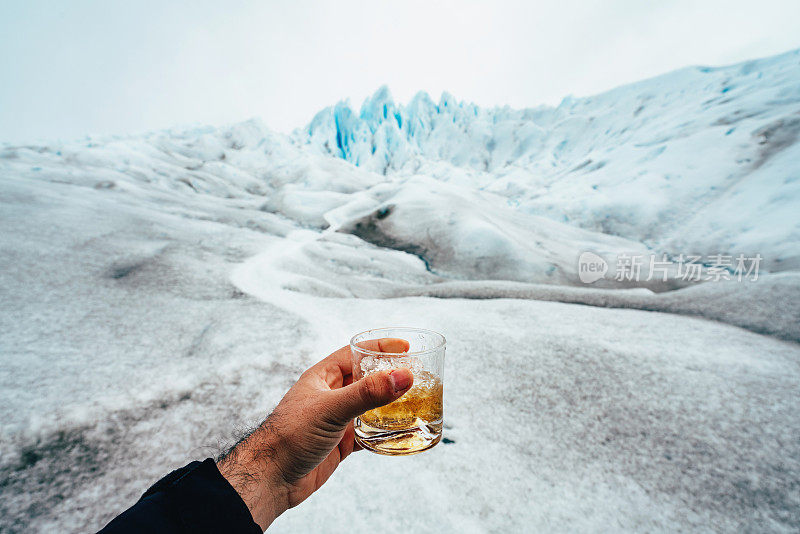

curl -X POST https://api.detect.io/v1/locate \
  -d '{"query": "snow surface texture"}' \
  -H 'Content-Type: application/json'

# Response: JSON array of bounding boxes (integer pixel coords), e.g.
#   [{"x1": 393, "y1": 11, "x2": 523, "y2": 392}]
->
[{"x1": 1, "y1": 49, "x2": 799, "y2": 532}]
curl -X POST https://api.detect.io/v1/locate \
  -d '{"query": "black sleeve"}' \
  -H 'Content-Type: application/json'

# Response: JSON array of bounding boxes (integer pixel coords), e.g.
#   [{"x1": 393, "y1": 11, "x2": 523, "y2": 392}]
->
[{"x1": 97, "y1": 458, "x2": 262, "y2": 534}]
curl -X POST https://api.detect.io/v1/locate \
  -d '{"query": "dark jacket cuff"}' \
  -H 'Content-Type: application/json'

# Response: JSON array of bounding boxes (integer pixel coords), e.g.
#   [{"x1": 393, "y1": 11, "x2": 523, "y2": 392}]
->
[
  {"x1": 99, "y1": 458, "x2": 261, "y2": 534},
  {"x1": 159, "y1": 458, "x2": 261, "y2": 533}
]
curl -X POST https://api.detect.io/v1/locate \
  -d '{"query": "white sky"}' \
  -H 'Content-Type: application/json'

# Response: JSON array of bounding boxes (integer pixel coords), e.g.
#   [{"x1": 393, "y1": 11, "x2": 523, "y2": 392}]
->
[{"x1": 1, "y1": 0, "x2": 799, "y2": 142}]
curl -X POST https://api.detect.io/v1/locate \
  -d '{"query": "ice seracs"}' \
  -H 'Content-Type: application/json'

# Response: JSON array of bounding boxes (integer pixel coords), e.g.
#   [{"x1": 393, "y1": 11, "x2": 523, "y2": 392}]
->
[{"x1": 300, "y1": 49, "x2": 800, "y2": 273}]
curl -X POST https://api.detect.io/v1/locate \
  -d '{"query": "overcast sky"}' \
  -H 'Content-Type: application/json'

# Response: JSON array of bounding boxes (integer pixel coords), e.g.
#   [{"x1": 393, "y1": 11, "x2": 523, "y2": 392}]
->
[{"x1": 1, "y1": 0, "x2": 799, "y2": 142}]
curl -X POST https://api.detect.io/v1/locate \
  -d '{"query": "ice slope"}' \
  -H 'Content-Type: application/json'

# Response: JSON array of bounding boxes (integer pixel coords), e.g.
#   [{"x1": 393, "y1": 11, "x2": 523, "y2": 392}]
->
[
  {"x1": 0, "y1": 124, "x2": 682, "y2": 291},
  {"x1": 1, "y1": 170, "x2": 799, "y2": 532},
  {"x1": 302, "y1": 49, "x2": 800, "y2": 271}
]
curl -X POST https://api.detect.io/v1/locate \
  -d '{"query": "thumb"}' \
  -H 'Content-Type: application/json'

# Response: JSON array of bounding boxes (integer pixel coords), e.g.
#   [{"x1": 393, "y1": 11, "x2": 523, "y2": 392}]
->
[{"x1": 324, "y1": 368, "x2": 414, "y2": 426}]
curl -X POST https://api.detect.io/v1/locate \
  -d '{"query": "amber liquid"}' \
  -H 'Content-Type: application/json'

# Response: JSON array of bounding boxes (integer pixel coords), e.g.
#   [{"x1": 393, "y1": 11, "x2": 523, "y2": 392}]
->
[{"x1": 355, "y1": 371, "x2": 443, "y2": 455}]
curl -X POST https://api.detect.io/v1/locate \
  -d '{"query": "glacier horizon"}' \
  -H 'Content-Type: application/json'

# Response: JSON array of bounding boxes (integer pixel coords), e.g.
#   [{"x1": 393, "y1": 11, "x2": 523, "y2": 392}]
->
[{"x1": 301, "y1": 47, "x2": 800, "y2": 171}]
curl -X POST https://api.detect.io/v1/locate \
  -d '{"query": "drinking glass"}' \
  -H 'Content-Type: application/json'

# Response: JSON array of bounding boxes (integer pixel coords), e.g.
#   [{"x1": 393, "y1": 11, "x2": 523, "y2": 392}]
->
[{"x1": 350, "y1": 327, "x2": 446, "y2": 455}]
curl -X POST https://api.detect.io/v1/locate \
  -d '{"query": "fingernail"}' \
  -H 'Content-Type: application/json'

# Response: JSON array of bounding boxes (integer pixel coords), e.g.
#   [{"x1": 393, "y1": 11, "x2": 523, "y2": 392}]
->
[{"x1": 389, "y1": 369, "x2": 412, "y2": 393}]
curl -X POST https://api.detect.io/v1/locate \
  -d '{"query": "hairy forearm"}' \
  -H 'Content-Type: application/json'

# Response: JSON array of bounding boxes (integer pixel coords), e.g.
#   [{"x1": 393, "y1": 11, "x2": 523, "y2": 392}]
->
[
  {"x1": 215, "y1": 343, "x2": 412, "y2": 530},
  {"x1": 217, "y1": 421, "x2": 289, "y2": 531}
]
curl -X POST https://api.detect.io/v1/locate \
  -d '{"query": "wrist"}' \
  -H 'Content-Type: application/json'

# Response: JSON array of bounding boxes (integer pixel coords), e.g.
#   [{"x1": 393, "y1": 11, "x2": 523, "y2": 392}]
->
[{"x1": 217, "y1": 426, "x2": 290, "y2": 531}]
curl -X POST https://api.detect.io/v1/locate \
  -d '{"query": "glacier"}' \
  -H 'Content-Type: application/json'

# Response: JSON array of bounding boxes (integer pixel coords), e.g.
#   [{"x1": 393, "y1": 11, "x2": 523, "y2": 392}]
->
[
  {"x1": 1, "y1": 48, "x2": 799, "y2": 532},
  {"x1": 303, "y1": 49, "x2": 800, "y2": 272}
]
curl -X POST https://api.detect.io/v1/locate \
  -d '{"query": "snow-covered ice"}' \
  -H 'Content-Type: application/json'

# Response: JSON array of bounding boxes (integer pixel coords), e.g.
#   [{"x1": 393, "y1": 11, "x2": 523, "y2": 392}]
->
[{"x1": 1, "y1": 48, "x2": 799, "y2": 532}]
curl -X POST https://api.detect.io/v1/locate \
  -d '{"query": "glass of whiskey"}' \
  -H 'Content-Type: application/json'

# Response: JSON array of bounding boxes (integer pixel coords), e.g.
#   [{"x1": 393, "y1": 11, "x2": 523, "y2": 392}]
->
[{"x1": 351, "y1": 327, "x2": 446, "y2": 455}]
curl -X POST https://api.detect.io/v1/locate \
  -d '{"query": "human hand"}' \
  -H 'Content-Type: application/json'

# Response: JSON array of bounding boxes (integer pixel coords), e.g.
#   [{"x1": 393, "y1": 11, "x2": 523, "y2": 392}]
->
[{"x1": 217, "y1": 338, "x2": 414, "y2": 531}]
